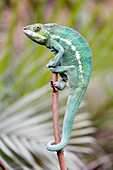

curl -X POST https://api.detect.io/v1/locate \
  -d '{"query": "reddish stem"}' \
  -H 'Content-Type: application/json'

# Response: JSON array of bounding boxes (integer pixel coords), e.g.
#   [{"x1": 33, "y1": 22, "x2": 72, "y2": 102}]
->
[
  {"x1": 0, "y1": 161, "x2": 8, "y2": 170},
  {"x1": 52, "y1": 72, "x2": 67, "y2": 170}
]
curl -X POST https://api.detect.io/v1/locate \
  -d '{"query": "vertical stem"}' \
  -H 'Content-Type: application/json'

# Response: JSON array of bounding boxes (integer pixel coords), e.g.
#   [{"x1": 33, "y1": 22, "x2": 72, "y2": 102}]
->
[
  {"x1": 52, "y1": 72, "x2": 67, "y2": 170},
  {"x1": 0, "y1": 161, "x2": 8, "y2": 170}
]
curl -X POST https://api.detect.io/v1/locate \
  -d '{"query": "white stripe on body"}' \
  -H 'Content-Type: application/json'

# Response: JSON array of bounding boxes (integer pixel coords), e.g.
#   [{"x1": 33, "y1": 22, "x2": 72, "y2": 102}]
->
[{"x1": 51, "y1": 35, "x2": 83, "y2": 79}]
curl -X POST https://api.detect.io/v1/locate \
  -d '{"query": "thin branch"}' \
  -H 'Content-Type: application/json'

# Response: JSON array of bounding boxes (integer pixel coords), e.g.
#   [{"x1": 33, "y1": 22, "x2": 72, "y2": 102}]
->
[
  {"x1": 51, "y1": 72, "x2": 67, "y2": 170},
  {"x1": 0, "y1": 161, "x2": 8, "y2": 170}
]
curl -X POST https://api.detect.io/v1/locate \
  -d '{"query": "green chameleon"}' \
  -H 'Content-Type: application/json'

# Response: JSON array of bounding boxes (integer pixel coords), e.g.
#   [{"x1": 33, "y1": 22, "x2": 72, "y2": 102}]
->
[{"x1": 23, "y1": 23, "x2": 92, "y2": 152}]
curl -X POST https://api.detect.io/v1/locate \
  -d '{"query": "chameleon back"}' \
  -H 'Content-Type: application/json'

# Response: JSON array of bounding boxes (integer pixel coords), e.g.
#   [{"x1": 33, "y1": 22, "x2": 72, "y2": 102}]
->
[{"x1": 45, "y1": 24, "x2": 92, "y2": 86}]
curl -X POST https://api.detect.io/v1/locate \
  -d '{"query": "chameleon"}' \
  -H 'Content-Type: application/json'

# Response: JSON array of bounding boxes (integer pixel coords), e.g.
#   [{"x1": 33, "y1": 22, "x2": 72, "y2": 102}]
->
[{"x1": 23, "y1": 23, "x2": 92, "y2": 152}]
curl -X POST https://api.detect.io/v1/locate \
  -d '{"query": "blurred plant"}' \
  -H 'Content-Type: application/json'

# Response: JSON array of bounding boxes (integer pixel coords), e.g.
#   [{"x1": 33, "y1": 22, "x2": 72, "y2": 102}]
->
[
  {"x1": 0, "y1": 84, "x2": 101, "y2": 169},
  {"x1": 0, "y1": 0, "x2": 113, "y2": 169}
]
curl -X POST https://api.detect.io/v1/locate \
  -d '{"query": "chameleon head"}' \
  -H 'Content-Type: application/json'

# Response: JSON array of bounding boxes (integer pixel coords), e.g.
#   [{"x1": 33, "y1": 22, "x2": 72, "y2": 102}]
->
[{"x1": 23, "y1": 23, "x2": 50, "y2": 45}]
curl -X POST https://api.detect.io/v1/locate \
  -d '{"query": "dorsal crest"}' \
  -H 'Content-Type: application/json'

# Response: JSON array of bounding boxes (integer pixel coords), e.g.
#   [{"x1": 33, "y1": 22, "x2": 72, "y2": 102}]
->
[{"x1": 44, "y1": 23, "x2": 57, "y2": 28}]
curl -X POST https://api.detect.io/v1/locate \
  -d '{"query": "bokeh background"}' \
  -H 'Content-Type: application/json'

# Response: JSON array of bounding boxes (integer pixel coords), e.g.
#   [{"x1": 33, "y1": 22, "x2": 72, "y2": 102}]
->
[{"x1": 0, "y1": 0, "x2": 113, "y2": 169}]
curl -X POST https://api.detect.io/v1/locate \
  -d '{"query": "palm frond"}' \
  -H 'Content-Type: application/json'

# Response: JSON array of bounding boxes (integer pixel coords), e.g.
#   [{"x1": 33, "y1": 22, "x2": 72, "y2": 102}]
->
[{"x1": 0, "y1": 83, "x2": 111, "y2": 169}]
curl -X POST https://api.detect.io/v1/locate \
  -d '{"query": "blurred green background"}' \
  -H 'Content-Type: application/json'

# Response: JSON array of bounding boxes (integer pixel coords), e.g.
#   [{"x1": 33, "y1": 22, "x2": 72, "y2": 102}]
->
[{"x1": 0, "y1": 0, "x2": 113, "y2": 169}]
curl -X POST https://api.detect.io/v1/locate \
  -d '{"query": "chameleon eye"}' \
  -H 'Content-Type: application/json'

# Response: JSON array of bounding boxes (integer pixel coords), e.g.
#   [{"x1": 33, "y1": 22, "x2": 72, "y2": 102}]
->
[
  {"x1": 37, "y1": 26, "x2": 40, "y2": 29},
  {"x1": 34, "y1": 26, "x2": 41, "y2": 32},
  {"x1": 37, "y1": 26, "x2": 41, "y2": 31}
]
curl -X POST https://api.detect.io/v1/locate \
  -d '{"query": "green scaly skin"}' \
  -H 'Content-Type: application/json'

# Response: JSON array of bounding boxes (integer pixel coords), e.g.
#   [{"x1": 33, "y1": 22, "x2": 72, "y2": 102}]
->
[{"x1": 23, "y1": 23, "x2": 92, "y2": 152}]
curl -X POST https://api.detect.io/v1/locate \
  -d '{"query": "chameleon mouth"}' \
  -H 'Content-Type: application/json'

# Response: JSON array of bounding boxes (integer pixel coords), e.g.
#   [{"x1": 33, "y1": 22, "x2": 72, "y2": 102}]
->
[
  {"x1": 23, "y1": 29, "x2": 39, "y2": 38},
  {"x1": 23, "y1": 28, "x2": 46, "y2": 40}
]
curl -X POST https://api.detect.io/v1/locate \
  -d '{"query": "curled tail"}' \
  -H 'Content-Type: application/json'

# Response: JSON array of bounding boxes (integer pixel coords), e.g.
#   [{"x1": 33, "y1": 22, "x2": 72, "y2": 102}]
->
[{"x1": 46, "y1": 86, "x2": 87, "y2": 151}]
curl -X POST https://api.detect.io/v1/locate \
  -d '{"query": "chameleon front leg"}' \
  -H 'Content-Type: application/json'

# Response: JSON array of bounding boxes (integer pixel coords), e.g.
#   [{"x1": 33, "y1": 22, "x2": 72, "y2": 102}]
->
[
  {"x1": 49, "y1": 65, "x2": 75, "y2": 73},
  {"x1": 46, "y1": 40, "x2": 64, "y2": 68}
]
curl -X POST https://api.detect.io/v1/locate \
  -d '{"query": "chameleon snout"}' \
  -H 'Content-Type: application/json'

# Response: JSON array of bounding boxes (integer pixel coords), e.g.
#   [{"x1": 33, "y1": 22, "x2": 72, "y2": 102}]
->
[{"x1": 23, "y1": 26, "x2": 28, "y2": 30}]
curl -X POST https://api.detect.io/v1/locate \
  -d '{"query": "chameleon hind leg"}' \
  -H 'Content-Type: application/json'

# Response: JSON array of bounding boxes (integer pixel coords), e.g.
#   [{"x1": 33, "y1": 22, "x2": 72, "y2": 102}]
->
[
  {"x1": 50, "y1": 65, "x2": 78, "y2": 89},
  {"x1": 54, "y1": 78, "x2": 66, "y2": 90},
  {"x1": 50, "y1": 66, "x2": 76, "y2": 90}
]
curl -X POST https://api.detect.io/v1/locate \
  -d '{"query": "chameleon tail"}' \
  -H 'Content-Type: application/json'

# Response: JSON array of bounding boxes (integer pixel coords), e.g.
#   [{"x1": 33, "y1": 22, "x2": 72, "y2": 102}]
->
[{"x1": 46, "y1": 86, "x2": 86, "y2": 151}]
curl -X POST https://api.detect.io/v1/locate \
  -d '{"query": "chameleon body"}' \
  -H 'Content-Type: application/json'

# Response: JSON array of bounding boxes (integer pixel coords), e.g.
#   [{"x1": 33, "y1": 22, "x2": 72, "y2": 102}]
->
[{"x1": 23, "y1": 23, "x2": 92, "y2": 151}]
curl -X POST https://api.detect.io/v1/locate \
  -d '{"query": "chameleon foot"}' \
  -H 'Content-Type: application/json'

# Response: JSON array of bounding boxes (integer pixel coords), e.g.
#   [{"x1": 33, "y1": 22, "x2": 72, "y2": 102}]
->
[
  {"x1": 50, "y1": 80, "x2": 57, "y2": 92},
  {"x1": 54, "y1": 79, "x2": 66, "y2": 90},
  {"x1": 54, "y1": 81, "x2": 61, "y2": 90}
]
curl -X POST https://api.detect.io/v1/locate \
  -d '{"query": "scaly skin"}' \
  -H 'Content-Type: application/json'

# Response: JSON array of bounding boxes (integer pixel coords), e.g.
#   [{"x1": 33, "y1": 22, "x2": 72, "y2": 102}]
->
[{"x1": 23, "y1": 23, "x2": 92, "y2": 151}]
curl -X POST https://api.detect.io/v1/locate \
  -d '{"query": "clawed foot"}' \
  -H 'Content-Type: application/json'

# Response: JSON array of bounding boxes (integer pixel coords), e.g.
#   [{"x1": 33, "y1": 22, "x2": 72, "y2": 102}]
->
[
  {"x1": 54, "y1": 81, "x2": 66, "y2": 90},
  {"x1": 50, "y1": 80, "x2": 66, "y2": 91},
  {"x1": 54, "y1": 81, "x2": 61, "y2": 90},
  {"x1": 50, "y1": 80, "x2": 61, "y2": 92},
  {"x1": 50, "y1": 81, "x2": 57, "y2": 92},
  {"x1": 50, "y1": 81, "x2": 60, "y2": 90}
]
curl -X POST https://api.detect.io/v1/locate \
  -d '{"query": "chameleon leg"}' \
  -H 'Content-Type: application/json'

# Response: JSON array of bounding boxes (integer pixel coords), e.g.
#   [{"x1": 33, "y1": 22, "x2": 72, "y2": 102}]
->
[
  {"x1": 50, "y1": 66, "x2": 76, "y2": 90},
  {"x1": 47, "y1": 40, "x2": 64, "y2": 68},
  {"x1": 50, "y1": 65, "x2": 78, "y2": 89},
  {"x1": 54, "y1": 79, "x2": 66, "y2": 90},
  {"x1": 50, "y1": 65, "x2": 75, "y2": 74}
]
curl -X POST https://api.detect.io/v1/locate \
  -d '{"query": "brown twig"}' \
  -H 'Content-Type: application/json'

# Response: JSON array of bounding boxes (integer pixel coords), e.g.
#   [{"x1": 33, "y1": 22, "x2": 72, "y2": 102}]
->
[
  {"x1": 0, "y1": 161, "x2": 8, "y2": 170},
  {"x1": 51, "y1": 72, "x2": 67, "y2": 170}
]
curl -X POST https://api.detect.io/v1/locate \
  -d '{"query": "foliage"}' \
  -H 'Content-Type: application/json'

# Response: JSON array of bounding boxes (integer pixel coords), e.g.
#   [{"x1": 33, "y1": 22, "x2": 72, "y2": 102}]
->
[{"x1": 0, "y1": 0, "x2": 113, "y2": 169}]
